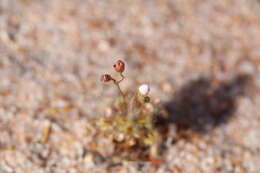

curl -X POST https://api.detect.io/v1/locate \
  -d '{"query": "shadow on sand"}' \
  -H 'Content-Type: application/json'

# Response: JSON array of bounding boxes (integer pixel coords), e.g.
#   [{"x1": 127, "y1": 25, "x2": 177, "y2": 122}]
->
[{"x1": 155, "y1": 74, "x2": 253, "y2": 140}]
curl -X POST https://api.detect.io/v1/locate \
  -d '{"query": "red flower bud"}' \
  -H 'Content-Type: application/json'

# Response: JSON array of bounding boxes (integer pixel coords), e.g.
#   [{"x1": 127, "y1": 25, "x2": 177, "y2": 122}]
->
[
  {"x1": 100, "y1": 74, "x2": 112, "y2": 82},
  {"x1": 113, "y1": 60, "x2": 125, "y2": 73}
]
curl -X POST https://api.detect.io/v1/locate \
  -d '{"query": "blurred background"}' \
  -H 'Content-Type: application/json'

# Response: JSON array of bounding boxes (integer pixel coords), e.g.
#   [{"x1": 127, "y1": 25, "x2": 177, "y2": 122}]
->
[{"x1": 0, "y1": 0, "x2": 260, "y2": 172}]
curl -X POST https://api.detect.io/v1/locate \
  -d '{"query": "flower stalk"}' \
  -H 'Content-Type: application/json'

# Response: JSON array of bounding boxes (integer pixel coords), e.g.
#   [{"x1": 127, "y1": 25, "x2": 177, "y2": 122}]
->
[
  {"x1": 101, "y1": 60, "x2": 126, "y2": 102},
  {"x1": 112, "y1": 77, "x2": 125, "y2": 99}
]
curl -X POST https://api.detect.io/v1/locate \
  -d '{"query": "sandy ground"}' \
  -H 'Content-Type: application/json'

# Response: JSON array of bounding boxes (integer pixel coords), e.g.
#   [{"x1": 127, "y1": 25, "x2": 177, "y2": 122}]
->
[{"x1": 0, "y1": 0, "x2": 260, "y2": 172}]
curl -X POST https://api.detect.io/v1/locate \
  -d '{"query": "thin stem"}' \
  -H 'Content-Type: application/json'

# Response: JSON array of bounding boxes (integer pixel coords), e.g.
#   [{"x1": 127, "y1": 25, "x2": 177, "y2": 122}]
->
[
  {"x1": 111, "y1": 78, "x2": 125, "y2": 98},
  {"x1": 110, "y1": 75, "x2": 127, "y2": 116},
  {"x1": 117, "y1": 73, "x2": 125, "y2": 84},
  {"x1": 129, "y1": 92, "x2": 137, "y2": 117}
]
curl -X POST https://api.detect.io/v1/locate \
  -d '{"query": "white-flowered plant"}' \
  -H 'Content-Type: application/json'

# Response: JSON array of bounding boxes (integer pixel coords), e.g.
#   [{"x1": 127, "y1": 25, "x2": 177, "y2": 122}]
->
[{"x1": 97, "y1": 59, "x2": 167, "y2": 161}]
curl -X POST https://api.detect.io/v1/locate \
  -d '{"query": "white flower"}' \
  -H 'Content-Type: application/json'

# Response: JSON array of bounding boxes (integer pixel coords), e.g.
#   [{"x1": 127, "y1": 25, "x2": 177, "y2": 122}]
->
[{"x1": 138, "y1": 84, "x2": 150, "y2": 95}]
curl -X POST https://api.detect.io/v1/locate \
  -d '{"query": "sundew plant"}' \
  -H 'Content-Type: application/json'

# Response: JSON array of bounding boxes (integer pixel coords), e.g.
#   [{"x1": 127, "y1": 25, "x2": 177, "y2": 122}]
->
[{"x1": 96, "y1": 59, "x2": 168, "y2": 161}]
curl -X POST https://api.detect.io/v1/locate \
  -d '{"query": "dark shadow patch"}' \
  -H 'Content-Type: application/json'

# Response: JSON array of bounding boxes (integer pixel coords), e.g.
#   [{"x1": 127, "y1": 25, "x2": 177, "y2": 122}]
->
[{"x1": 156, "y1": 74, "x2": 252, "y2": 136}]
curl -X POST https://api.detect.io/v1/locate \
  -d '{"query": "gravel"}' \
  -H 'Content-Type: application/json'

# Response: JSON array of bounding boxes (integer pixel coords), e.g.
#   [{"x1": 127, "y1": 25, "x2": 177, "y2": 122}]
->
[{"x1": 0, "y1": 0, "x2": 260, "y2": 172}]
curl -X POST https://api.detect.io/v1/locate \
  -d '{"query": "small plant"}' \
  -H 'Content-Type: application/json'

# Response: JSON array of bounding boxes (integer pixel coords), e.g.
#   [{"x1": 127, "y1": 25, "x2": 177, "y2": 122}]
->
[{"x1": 96, "y1": 59, "x2": 168, "y2": 161}]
